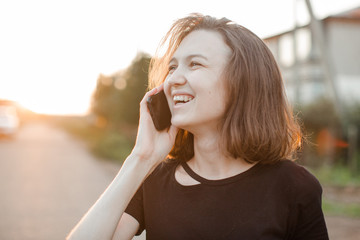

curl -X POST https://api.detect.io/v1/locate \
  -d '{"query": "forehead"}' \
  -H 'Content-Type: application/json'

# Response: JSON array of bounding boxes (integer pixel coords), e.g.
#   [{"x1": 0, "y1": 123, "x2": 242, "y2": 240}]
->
[{"x1": 171, "y1": 29, "x2": 231, "y2": 61}]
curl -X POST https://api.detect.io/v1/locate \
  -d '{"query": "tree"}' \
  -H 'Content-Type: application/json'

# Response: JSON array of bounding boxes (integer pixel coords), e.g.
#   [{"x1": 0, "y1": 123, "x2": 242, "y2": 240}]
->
[{"x1": 91, "y1": 52, "x2": 151, "y2": 127}]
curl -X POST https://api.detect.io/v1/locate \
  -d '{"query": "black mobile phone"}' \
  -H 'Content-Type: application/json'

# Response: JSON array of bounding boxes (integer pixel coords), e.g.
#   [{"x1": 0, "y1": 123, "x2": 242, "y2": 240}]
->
[{"x1": 147, "y1": 90, "x2": 172, "y2": 131}]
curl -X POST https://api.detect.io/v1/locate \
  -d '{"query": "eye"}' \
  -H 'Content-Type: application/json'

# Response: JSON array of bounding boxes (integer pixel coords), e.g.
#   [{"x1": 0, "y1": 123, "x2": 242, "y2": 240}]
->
[
  {"x1": 190, "y1": 61, "x2": 202, "y2": 68},
  {"x1": 168, "y1": 65, "x2": 177, "y2": 74}
]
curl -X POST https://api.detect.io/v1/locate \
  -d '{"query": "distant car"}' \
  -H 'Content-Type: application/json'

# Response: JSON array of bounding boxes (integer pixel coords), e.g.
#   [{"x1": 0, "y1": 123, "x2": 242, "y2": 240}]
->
[{"x1": 0, "y1": 105, "x2": 19, "y2": 137}]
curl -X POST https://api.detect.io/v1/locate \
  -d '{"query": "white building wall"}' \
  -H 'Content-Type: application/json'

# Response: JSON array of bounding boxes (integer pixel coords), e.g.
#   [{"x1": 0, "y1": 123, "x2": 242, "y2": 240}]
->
[
  {"x1": 327, "y1": 21, "x2": 360, "y2": 76},
  {"x1": 265, "y1": 20, "x2": 360, "y2": 105}
]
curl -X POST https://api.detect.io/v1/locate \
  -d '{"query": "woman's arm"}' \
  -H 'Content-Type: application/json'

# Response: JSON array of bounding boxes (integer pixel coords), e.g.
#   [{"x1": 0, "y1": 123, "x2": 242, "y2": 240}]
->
[
  {"x1": 112, "y1": 213, "x2": 141, "y2": 240},
  {"x1": 66, "y1": 86, "x2": 178, "y2": 240},
  {"x1": 66, "y1": 153, "x2": 152, "y2": 240}
]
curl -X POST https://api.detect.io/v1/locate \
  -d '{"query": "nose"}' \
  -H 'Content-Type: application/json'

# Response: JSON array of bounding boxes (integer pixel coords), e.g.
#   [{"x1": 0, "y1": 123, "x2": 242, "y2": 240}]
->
[{"x1": 165, "y1": 65, "x2": 187, "y2": 87}]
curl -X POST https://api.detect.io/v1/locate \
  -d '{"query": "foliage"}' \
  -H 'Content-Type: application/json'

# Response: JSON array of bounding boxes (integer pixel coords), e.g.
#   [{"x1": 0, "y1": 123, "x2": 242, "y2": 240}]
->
[
  {"x1": 90, "y1": 130, "x2": 133, "y2": 161},
  {"x1": 75, "y1": 52, "x2": 153, "y2": 162},
  {"x1": 297, "y1": 97, "x2": 341, "y2": 139},
  {"x1": 54, "y1": 116, "x2": 133, "y2": 163},
  {"x1": 296, "y1": 98, "x2": 360, "y2": 169},
  {"x1": 344, "y1": 101, "x2": 360, "y2": 126},
  {"x1": 91, "y1": 52, "x2": 151, "y2": 127}
]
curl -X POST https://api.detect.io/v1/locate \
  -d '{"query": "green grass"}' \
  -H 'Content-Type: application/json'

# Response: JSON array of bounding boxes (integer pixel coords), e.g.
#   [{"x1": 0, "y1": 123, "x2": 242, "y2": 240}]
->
[
  {"x1": 323, "y1": 199, "x2": 360, "y2": 218},
  {"x1": 309, "y1": 164, "x2": 360, "y2": 218},
  {"x1": 90, "y1": 131, "x2": 133, "y2": 161},
  {"x1": 53, "y1": 116, "x2": 134, "y2": 163},
  {"x1": 310, "y1": 164, "x2": 360, "y2": 187}
]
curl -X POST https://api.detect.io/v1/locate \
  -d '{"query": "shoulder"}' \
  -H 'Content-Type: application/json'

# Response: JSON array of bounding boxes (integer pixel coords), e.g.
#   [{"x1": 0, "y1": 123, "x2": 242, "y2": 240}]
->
[
  {"x1": 145, "y1": 159, "x2": 178, "y2": 182},
  {"x1": 268, "y1": 160, "x2": 323, "y2": 203},
  {"x1": 278, "y1": 160, "x2": 321, "y2": 189},
  {"x1": 272, "y1": 161, "x2": 329, "y2": 239},
  {"x1": 266, "y1": 160, "x2": 318, "y2": 181}
]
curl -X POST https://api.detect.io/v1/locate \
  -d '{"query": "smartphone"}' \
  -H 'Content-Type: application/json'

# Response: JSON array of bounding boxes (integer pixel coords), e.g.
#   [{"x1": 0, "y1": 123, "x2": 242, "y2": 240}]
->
[{"x1": 147, "y1": 90, "x2": 172, "y2": 131}]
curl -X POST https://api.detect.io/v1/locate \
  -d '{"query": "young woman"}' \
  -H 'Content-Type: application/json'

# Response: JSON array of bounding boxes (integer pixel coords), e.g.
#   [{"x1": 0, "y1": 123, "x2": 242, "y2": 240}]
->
[{"x1": 67, "y1": 14, "x2": 329, "y2": 240}]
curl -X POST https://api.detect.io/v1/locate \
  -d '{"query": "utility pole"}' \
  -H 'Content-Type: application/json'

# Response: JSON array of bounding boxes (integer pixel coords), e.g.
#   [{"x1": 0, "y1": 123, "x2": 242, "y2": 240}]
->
[
  {"x1": 304, "y1": 0, "x2": 343, "y2": 120},
  {"x1": 304, "y1": 0, "x2": 351, "y2": 167},
  {"x1": 293, "y1": 0, "x2": 301, "y2": 104}
]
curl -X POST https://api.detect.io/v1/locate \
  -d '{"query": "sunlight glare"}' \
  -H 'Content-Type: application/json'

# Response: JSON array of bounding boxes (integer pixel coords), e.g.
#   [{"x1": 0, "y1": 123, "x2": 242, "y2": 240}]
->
[{"x1": 0, "y1": 0, "x2": 359, "y2": 115}]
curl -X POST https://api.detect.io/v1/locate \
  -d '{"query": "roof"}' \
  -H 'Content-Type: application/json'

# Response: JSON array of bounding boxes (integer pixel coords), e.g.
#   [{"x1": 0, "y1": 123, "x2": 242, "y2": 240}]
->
[
  {"x1": 330, "y1": 7, "x2": 360, "y2": 19},
  {"x1": 264, "y1": 6, "x2": 360, "y2": 41}
]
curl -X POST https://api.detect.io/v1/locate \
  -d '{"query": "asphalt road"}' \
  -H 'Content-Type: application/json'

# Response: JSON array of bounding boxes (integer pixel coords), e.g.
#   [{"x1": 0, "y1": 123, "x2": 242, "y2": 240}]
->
[{"x1": 0, "y1": 121, "x2": 358, "y2": 240}]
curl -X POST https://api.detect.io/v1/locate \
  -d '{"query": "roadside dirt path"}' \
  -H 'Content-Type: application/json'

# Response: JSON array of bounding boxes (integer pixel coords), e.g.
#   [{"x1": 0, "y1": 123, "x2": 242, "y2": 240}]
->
[{"x1": 0, "y1": 121, "x2": 357, "y2": 239}]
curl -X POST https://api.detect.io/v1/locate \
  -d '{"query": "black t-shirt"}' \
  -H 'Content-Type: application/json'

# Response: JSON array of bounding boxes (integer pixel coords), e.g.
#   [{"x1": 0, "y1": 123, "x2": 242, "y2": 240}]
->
[{"x1": 125, "y1": 160, "x2": 329, "y2": 240}]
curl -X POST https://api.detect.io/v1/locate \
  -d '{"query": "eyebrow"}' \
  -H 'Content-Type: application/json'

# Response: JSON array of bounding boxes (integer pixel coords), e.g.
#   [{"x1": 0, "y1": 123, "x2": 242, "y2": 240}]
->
[{"x1": 169, "y1": 54, "x2": 208, "y2": 64}]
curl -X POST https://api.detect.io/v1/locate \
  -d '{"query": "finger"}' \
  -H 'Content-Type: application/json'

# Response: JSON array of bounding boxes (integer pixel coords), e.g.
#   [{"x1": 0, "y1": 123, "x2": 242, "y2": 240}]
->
[
  {"x1": 140, "y1": 87, "x2": 158, "y2": 106},
  {"x1": 168, "y1": 125, "x2": 179, "y2": 140},
  {"x1": 156, "y1": 83, "x2": 164, "y2": 92}
]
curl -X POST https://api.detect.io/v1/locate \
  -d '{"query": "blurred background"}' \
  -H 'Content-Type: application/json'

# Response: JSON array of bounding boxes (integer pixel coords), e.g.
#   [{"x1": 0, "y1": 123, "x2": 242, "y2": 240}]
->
[{"x1": 0, "y1": 0, "x2": 359, "y2": 239}]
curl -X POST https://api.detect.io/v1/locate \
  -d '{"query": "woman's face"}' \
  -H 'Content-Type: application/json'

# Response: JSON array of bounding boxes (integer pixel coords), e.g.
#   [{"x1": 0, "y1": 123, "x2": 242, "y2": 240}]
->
[{"x1": 164, "y1": 29, "x2": 232, "y2": 132}]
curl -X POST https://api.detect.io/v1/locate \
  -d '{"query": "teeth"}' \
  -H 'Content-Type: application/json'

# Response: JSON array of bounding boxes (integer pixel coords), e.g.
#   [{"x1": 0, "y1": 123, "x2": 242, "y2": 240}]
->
[{"x1": 173, "y1": 95, "x2": 194, "y2": 103}]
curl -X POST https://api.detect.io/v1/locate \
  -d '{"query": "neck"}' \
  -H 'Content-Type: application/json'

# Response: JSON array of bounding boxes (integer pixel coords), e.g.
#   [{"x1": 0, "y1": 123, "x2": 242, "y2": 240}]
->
[{"x1": 188, "y1": 130, "x2": 254, "y2": 180}]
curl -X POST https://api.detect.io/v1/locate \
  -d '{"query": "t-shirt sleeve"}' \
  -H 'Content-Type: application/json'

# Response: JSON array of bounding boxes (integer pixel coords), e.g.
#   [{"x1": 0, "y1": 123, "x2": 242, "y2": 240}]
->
[
  {"x1": 124, "y1": 185, "x2": 145, "y2": 236},
  {"x1": 291, "y1": 167, "x2": 329, "y2": 240}
]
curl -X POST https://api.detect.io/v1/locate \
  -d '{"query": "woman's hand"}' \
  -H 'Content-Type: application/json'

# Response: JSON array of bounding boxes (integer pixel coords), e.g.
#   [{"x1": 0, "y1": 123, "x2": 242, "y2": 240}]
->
[{"x1": 131, "y1": 84, "x2": 178, "y2": 167}]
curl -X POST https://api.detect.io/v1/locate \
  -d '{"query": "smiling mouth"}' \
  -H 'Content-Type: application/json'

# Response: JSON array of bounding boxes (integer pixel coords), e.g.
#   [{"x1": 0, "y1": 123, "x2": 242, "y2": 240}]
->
[{"x1": 173, "y1": 95, "x2": 194, "y2": 105}]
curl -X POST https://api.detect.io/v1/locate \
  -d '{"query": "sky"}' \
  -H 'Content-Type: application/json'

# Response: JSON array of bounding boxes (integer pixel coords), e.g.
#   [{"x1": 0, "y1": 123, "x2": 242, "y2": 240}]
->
[{"x1": 0, "y1": 0, "x2": 359, "y2": 115}]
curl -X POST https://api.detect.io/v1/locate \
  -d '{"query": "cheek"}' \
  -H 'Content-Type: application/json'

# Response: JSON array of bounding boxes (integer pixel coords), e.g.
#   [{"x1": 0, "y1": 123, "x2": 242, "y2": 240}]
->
[
  {"x1": 207, "y1": 82, "x2": 227, "y2": 112},
  {"x1": 199, "y1": 88, "x2": 226, "y2": 112},
  {"x1": 163, "y1": 80, "x2": 172, "y2": 98}
]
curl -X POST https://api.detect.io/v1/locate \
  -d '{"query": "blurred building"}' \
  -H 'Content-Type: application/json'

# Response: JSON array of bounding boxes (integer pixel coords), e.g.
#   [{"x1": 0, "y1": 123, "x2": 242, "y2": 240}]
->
[{"x1": 264, "y1": 6, "x2": 360, "y2": 105}]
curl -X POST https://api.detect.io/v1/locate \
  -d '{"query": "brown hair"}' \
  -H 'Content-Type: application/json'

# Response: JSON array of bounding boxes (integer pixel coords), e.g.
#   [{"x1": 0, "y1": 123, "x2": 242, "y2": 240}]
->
[{"x1": 148, "y1": 13, "x2": 301, "y2": 164}]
